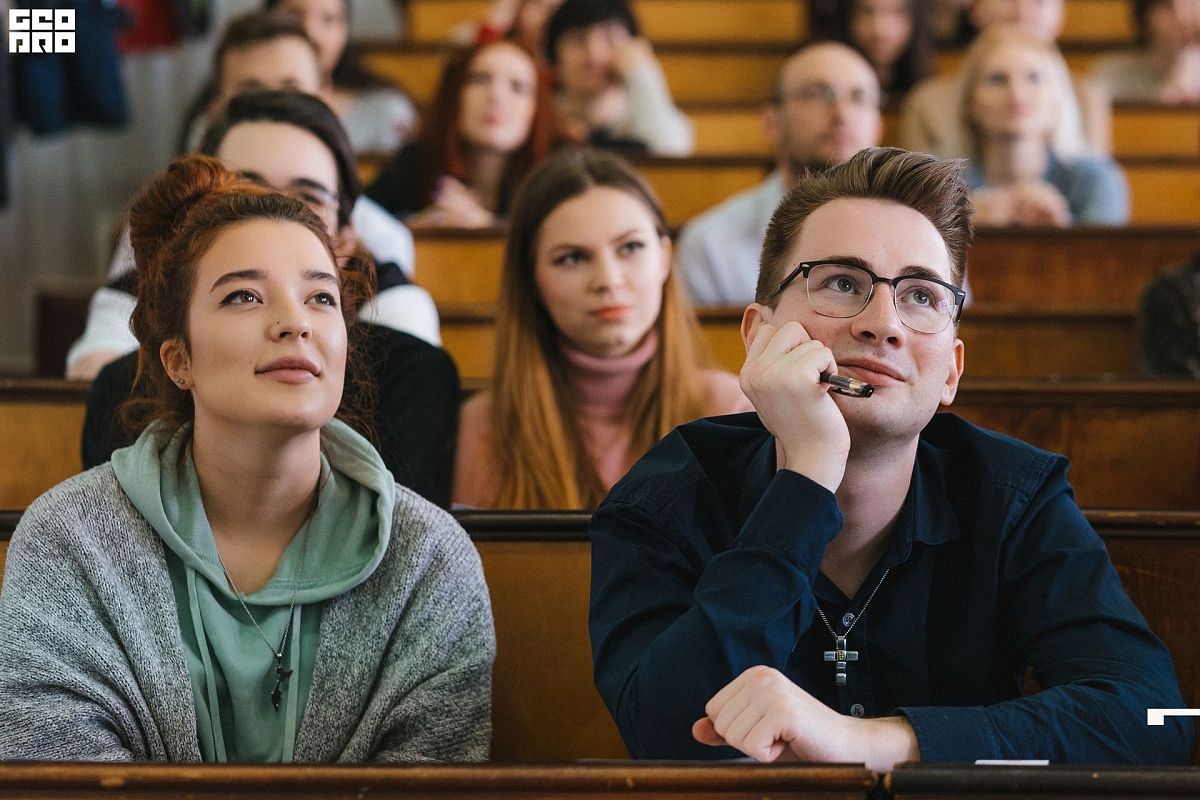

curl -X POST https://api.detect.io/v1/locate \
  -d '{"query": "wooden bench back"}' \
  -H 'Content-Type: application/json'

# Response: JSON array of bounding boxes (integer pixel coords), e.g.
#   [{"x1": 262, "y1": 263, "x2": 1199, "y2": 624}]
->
[{"x1": 4, "y1": 379, "x2": 1199, "y2": 510}]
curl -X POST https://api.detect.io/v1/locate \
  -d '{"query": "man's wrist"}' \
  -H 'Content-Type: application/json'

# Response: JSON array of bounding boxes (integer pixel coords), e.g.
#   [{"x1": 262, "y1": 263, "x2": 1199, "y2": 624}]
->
[{"x1": 858, "y1": 715, "x2": 920, "y2": 772}]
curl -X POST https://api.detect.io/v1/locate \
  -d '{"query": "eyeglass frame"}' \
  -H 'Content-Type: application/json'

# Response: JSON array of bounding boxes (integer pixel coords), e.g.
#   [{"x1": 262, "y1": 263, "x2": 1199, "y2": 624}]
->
[
  {"x1": 770, "y1": 258, "x2": 967, "y2": 334},
  {"x1": 769, "y1": 81, "x2": 881, "y2": 111}
]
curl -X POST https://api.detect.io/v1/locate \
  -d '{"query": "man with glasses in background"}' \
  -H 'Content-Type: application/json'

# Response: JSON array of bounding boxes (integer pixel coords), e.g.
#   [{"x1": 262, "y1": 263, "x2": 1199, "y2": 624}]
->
[
  {"x1": 674, "y1": 41, "x2": 882, "y2": 307},
  {"x1": 589, "y1": 147, "x2": 1192, "y2": 769}
]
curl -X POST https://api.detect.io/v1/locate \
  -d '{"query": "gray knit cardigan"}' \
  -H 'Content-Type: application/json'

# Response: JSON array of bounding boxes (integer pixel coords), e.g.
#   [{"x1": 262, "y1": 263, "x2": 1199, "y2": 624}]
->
[{"x1": 0, "y1": 466, "x2": 495, "y2": 762}]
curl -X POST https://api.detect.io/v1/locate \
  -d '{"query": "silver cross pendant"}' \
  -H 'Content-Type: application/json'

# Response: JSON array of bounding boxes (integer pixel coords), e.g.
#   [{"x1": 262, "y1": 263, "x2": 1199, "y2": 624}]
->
[{"x1": 823, "y1": 635, "x2": 859, "y2": 686}]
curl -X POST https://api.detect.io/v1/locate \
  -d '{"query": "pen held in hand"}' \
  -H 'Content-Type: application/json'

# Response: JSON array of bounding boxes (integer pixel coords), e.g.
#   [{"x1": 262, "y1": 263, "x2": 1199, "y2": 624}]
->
[{"x1": 820, "y1": 372, "x2": 875, "y2": 398}]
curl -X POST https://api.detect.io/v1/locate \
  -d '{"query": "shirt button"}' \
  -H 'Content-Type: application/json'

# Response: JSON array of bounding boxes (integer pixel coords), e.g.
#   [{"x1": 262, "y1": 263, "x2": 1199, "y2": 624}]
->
[
  {"x1": 850, "y1": 704, "x2": 865, "y2": 718},
  {"x1": 841, "y1": 612, "x2": 855, "y2": 627}
]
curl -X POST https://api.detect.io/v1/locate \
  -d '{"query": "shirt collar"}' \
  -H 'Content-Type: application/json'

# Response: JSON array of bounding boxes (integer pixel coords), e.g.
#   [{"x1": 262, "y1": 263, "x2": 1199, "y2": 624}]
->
[
  {"x1": 736, "y1": 420, "x2": 962, "y2": 565},
  {"x1": 888, "y1": 435, "x2": 962, "y2": 564}
]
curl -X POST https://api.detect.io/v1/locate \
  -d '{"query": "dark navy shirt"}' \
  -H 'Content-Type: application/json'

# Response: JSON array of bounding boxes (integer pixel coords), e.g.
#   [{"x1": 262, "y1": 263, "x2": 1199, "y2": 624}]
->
[{"x1": 589, "y1": 412, "x2": 1193, "y2": 763}]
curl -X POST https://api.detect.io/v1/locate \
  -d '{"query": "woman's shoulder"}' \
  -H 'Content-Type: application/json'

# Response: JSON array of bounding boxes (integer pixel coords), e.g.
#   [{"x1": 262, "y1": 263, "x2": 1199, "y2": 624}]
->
[
  {"x1": 452, "y1": 392, "x2": 502, "y2": 510},
  {"x1": 697, "y1": 369, "x2": 752, "y2": 416},
  {"x1": 381, "y1": 485, "x2": 485, "y2": 581},
  {"x1": 458, "y1": 388, "x2": 496, "y2": 431},
  {"x1": 342, "y1": 88, "x2": 418, "y2": 153},
  {"x1": 21, "y1": 465, "x2": 125, "y2": 527},
  {"x1": 12, "y1": 465, "x2": 148, "y2": 562}
]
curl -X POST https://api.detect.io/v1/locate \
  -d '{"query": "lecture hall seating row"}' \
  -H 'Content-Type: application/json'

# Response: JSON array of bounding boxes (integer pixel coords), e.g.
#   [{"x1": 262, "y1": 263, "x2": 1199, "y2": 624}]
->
[
  {"x1": 2, "y1": 508, "x2": 1199, "y2": 769},
  {"x1": 355, "y1": 154, "x2": 1200, "y2": 227},
  {"x1": 682, "y1": 103, "x2": 1200, "y2": 160},
  {"x1": 402, "y1": 0, "x2": 1135, "y2": 47},
  {"x1": 408, "y1": 226, "x2": 1200, "y2": 307},
  {"x1": 38, "y1": 227, "x2": 1198, "y2": 379},
  {"x1": 2, "y1": 377, "x2": 1198, "y2": 511},
  {"x1": 361, "y1": 41, "x2": 1151, "y2": 108},
  {"x1": 436, "y1": 303, "x2": 1144, "y2": 380}
]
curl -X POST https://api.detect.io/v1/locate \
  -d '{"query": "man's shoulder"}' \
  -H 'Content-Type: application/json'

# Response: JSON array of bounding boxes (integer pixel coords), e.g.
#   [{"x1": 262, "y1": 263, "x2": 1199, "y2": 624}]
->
[
  {"x1": 680, "y1": 176, "x2": 781, "y2": 241},
  {"x1": 604, "y1": 412, "x2": 768, "y2": 513},
  {"x1": 923, "y1": 413, "x2": 1067, "y2": 494}
]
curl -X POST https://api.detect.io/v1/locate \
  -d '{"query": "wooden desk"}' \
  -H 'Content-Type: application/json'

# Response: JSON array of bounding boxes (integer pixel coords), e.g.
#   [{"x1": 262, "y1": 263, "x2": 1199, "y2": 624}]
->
[
  {"x1": 0, "y1": 762, "x2": 876, "y2": 798},
  {"x1": 440, "y1": 304, "x2": 1141, "y2": 381},
  {"x1": 889, "y1": 763, "x2": 1200, "y2": 798},
  {"x1": 411, "y1": 227, "x2": 1200, "y2": 309}
]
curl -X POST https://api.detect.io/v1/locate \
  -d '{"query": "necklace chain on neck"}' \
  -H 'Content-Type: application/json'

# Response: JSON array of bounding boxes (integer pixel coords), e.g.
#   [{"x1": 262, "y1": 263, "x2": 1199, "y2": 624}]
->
[
  {"x1": 214, "y1": 499, "x2": 315, "y2": 711},
  {"x1": 816, "y1": 566, "x2": 890, "y2": 640},
  {"x1": 816, "y1": 567, "x2": 890, "y2": 688}
]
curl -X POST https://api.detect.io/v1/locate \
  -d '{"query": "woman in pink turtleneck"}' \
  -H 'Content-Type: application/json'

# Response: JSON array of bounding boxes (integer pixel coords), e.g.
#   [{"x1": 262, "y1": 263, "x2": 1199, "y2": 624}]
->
[{"x1": 454, "y1": 149, "x2": 750, "y2": 509}]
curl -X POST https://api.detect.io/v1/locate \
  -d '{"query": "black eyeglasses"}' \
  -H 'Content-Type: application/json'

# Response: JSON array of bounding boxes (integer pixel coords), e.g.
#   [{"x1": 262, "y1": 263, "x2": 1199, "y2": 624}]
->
[{"x1": 772, "y1": 259, "x2": 966, "y2": 334}]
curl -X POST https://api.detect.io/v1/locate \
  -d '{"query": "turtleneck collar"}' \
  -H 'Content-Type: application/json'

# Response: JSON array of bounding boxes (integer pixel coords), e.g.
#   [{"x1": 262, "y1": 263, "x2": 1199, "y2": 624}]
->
[{"x1": 558, "y1": 330, "x2": 659, "y2": 423}]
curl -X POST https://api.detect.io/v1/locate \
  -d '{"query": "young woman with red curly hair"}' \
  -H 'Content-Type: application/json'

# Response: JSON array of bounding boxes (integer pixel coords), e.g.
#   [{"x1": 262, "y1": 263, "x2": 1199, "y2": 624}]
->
[{"x1": 0, "y1": 155, "x2": 494, "y2": 762}]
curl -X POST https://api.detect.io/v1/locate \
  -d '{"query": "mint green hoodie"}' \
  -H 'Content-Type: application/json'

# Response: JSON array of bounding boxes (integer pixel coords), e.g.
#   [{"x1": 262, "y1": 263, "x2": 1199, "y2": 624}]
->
[{"x1": 111, "y1": 419, "x2": 395, "y2": 762}]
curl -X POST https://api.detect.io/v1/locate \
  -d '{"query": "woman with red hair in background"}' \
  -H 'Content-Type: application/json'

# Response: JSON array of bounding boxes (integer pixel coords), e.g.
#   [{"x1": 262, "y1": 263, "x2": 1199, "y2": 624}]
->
[{"x1": 365, "y1": 39, "x2": 560, "y2": 228}]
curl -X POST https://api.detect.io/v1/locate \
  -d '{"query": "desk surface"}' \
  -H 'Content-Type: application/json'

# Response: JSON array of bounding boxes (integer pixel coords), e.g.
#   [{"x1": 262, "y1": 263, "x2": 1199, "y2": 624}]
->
[
  {"x1": 0, "y1": 762, "x2": 875, "y2": 799},
  {"x1": 889, "y1": 763, "x2": 1200, "y2": 797}
]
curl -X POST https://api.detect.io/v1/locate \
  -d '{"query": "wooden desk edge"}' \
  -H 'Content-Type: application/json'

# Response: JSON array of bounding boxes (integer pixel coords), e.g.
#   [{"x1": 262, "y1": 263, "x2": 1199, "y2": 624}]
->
[{"x1": 0, "y1": 761, "x2": 878, "y2": 793}]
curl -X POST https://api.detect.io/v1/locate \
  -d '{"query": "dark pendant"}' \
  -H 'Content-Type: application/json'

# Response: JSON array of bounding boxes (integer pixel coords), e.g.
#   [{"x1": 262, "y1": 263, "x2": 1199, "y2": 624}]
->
[
  {"x1": 822, "y1": 635, "x2": 860, "y2": 687},
  {"x1": 271, "y1": 663, "x2": 294, "y2": 711}
]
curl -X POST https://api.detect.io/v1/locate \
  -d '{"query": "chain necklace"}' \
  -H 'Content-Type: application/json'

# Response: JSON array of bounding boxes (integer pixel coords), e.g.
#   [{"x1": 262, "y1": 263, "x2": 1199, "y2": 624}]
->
[
  {"x1": 215, "y1": 522, "x2": 312, "y2": 712},
  {"x1": 816, "y1": 567, "x2": 890, "y2": 688}
]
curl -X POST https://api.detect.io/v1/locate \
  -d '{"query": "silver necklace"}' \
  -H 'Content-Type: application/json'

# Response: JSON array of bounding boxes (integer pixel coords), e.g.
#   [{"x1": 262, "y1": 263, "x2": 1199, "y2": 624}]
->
[
  {"x1": 215, "y1": 522, "x2": 312, "y2": 711},
  {"x1": 816, "y1": 567, "x2": 890, "y2": 688}
]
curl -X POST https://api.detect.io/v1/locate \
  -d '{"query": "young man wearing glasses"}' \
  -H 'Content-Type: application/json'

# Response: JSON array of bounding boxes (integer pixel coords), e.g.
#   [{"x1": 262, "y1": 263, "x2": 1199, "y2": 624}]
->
[{"x1": 589, "y1": 147, "x2": 1192, "y2": 769}]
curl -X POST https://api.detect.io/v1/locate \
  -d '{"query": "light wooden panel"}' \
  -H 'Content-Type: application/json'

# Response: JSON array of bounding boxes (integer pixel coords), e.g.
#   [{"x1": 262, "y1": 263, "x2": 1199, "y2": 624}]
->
[
  {"x1": 361, "y1": 46, "x2": 453, "y2": 108},
  {"x1": 405, "y1": 0, "x2": 806, "y2": 44},
  {"x1": 0, "y1": 400, "x2": 85, "y2": 509},
  {"x1": 439, "y1": 305, "x2": 1141, "y2": 382},
  {"x1": 411, "y1": 227, "x2": 1199, "y2": 310},
  {"x1": 402, "y1": 0, "x2": 1127, "y2": 46},
  {"x1": 1112, "y1": 107, "x2": 1200, "y2": 159},
  {"x1": 691, "y1": 105, "x2": 772, "y2": 156},
  {"x1": 1061, "y1": 0, "x2": 1134, "y2": 44},
  {"x1": 477, "y1": 539, "x2": 628, "y2": 760},
  {"x1": 637, "y1": 158, "x2": 769, "y2": 225},
  {"x1": 1126, "y1": 162, "x2": 1200, "y2": 224},
  {"x1": 936, "y1": 48, "x2": 1106, "y2": 77}
]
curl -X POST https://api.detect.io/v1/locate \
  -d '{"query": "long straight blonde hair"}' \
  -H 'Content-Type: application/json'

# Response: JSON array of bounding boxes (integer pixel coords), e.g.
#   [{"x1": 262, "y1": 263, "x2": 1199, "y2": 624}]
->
[
  {"x1": 491, "y1": 149, "x2": 713, "y2": 509},
  {"x1": 945, "y1": 25, "x2": 1089, "y2": 162}
]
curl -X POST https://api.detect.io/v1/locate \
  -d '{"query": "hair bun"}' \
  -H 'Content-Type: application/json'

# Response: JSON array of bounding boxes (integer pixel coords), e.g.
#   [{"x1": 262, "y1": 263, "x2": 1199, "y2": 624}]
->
[{"x1": 128, "y1": 154, "x2": 240, "y2": 273}]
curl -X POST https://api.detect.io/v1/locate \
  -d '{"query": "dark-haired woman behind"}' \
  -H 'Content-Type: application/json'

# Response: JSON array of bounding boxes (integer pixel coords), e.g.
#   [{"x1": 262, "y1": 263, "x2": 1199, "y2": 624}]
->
[
  {"x1": 366, "y1": 39, "x2": 560, "y2": 228},
  {"x1": 836, "y1": 0, "x2": 932, "y2": 102},
  {"x1": 0, "y1": 155, "x2": 493, "y2": 762}
]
